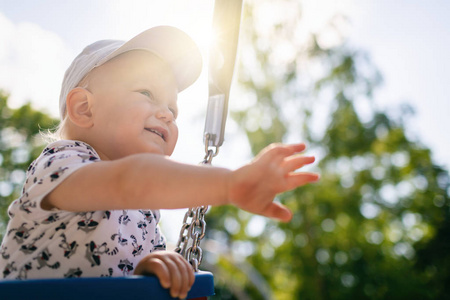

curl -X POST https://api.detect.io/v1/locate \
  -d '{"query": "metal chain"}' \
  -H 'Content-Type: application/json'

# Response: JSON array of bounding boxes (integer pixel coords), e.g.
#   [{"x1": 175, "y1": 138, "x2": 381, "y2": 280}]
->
[
  {"x1": 174, "y1": 0, "x2": 242, "y2": 272},
  {"x1": 203, "y1": 133, "x2": 219, "y2": 164},
  {"x1": 175, "y1": 142, "x2": 216, "y2": 272},
  {"x1": 175, "y1": 206, "x2": 209, "y2": 272}
]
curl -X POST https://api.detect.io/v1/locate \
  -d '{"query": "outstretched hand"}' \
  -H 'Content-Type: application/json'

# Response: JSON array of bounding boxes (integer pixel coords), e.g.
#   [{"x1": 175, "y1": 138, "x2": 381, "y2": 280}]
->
[
  {"x1": 134, "y1": 251, "x2": 194, "y2": 299},
  {"x1": 228, "y1": 143, "x2": 319, "y2": 222}
]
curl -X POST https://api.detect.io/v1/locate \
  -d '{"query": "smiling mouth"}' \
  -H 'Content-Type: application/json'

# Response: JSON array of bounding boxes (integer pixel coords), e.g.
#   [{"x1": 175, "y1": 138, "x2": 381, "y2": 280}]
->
[{"x1": 145, "y1": 128, "x2": 165, "y2": 141}]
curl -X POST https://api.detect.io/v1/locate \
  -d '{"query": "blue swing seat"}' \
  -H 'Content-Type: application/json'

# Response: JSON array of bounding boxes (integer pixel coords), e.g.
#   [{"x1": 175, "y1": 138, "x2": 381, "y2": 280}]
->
[{"x1": 0, "y1": 271, "x2": 214, "y2": 300}]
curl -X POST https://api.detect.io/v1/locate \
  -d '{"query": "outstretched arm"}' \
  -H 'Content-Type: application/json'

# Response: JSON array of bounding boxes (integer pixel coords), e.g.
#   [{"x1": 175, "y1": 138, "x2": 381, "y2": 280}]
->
[{"x1": 43, "y1": 143, "x2": 319, "y2": 221}]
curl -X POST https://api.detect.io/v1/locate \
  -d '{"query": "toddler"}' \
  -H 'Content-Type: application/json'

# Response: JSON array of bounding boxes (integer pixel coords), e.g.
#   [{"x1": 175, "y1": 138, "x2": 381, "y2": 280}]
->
[{"x1": 0, "y1": 26, "x2": 319, "y2": 299}]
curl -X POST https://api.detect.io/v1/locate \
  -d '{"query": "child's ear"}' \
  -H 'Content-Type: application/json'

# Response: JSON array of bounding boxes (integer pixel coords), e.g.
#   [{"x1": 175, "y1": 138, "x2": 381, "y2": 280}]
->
[{"x1": 66, "y1": 87, "x2": 93, "y2": 128}]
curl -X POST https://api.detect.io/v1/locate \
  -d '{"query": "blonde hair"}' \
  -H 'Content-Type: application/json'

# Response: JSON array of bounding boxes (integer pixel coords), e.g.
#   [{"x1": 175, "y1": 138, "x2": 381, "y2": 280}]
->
[{"x1": 39, "y1": 116, "x2": 66, "y2": 142}]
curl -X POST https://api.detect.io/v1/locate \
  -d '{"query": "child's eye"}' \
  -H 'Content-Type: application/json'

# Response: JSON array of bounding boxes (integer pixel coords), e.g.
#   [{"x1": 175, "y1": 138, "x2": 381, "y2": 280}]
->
[
  {"x1": 169, "y1": 108, "x2": 178, "y2": 119},
  {"x1": 140, "y1": 90, "x2": 152, "y2": 98}
]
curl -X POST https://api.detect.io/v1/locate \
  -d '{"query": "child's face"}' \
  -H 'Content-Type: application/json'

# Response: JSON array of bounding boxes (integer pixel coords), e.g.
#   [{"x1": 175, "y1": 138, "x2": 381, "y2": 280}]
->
[{"x1": 85, "y1": 50, "x2": 179, "y2": 160}]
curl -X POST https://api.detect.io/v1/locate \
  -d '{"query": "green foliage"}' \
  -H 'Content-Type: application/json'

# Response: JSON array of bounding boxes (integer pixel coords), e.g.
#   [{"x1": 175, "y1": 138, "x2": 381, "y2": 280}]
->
[
  {"x1": 204, "y1": 0, "x2": 450, "y2": 299},
  {"x1": 0, "y1": 90, "x2": 57, "y2": 239}
]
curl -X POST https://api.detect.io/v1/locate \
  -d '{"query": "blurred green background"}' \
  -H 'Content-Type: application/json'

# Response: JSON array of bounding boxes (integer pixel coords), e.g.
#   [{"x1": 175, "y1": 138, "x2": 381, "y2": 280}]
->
[
  {"x1": 1, "y1": 0, "x2": 449, "y2": 299},
  {"x1": 200, "y1": 1, "x2": 450, "y2": 299}
]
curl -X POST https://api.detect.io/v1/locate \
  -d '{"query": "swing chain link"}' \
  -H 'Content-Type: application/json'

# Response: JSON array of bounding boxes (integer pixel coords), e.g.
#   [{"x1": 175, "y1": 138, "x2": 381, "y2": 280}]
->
[
  {"x1": 203, "y1": 133, "x2": 219, "y2": 164},
  {"x1": 175, "y1": 133, "x2": 219, "y2": 271},
  {"x1": 174, "y1": 209, "x2": 194, "y2": 258},
  {"x1": 175, "y1": 145, "x2": 214, "y2": 272},
  {"x1": 175, "y1": 206, "x2": 209, "y2": 272},
  {"x1": 203, "y1": 149, "x2": 215, "y2": 165}
]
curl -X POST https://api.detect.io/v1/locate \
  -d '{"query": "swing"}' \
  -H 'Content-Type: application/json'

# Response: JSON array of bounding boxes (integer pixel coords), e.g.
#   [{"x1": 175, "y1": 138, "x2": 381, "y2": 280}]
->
[{"x1": 0, "y1": 1, "x2": 242, "y2": 299}]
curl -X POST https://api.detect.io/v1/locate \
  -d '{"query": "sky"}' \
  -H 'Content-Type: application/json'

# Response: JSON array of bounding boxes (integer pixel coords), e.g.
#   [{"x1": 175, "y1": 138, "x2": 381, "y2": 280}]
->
[{"x1": 0, "y1": 0, "x2": 449, "y2": 243}]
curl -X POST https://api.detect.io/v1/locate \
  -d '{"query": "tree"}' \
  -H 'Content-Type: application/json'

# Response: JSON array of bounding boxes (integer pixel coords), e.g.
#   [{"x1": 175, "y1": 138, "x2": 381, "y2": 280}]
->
[
  {"x1": 203, "y1": 0, "x2": 450, "y2": 299},
  {"x1": 0, "y1": 90, "x2": 57, "y2": 240}
]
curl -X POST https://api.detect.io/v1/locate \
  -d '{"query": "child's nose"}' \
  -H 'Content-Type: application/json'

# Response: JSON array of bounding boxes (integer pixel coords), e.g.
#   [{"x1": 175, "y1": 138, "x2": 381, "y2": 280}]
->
[{"x1": 156, "y1": 105, "x2": 174, "y2": 122}]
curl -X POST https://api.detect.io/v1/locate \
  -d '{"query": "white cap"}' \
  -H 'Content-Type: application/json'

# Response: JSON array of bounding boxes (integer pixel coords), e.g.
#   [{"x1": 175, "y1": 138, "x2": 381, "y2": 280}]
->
[{"x1": 59, "y1": 26, "x2": 202, "y2": 119}]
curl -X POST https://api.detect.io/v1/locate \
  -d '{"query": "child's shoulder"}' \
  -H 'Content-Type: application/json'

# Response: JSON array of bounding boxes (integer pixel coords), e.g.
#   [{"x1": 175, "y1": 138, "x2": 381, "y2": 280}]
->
[
  {"x1": 41, "y1": 140, "x2": 98, "y2": 157},
  {"x1": 25, "y1": 140, "x2": 101, "y2": 184}
]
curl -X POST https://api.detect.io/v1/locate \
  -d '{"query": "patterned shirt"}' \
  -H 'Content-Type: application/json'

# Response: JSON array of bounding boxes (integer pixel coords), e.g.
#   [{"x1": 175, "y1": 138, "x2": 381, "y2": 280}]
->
[{"x1": 0, "y1": 140, "x2": 166, "y2": 280}]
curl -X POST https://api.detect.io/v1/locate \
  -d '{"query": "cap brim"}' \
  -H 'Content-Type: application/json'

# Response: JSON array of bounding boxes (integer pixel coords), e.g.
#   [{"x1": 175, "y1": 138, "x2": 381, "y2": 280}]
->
[{"x1": 96, "y1": 26, "x2": 202, "y2": 92}]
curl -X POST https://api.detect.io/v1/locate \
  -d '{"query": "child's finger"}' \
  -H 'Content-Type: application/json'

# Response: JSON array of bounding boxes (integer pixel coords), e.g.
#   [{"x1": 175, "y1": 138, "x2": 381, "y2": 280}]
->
[
  {"x1": 277, "y1": 143, "x2": 306, "y2": 156},
  {"x1": 135, "y1": 257, "x2": 171, "y2": 289},
  {"x1": 174, "y1": 254, "x2": 195, "y2": 299},
  {"x1": 162, "y1": 257, "x2": 184, "y2": 298},
  {"x1": 262, "y1": 202, "x2": 293, "y2": 222},
  {"x1": 286, "y1": 172, "x2": 320, "y2": 190},
  {"x1": 182, "y1": 256, "x2": 195, "y2": 288},
  {"x1": 283, "y1": 155, "x2": 315, "y2": 173},
  {"x1": 259, "y1": 143, "x2": 306, "y2": 161},
  {"x1": 287, "y1": 143, "x2": 307, "y2": 154}
]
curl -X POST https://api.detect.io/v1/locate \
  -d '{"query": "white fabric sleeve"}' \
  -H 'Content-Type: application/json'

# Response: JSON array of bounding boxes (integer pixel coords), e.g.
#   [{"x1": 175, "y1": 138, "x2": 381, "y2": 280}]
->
[{"x1": 10, "y1": 141, "x2": 100, "y2": 221}]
